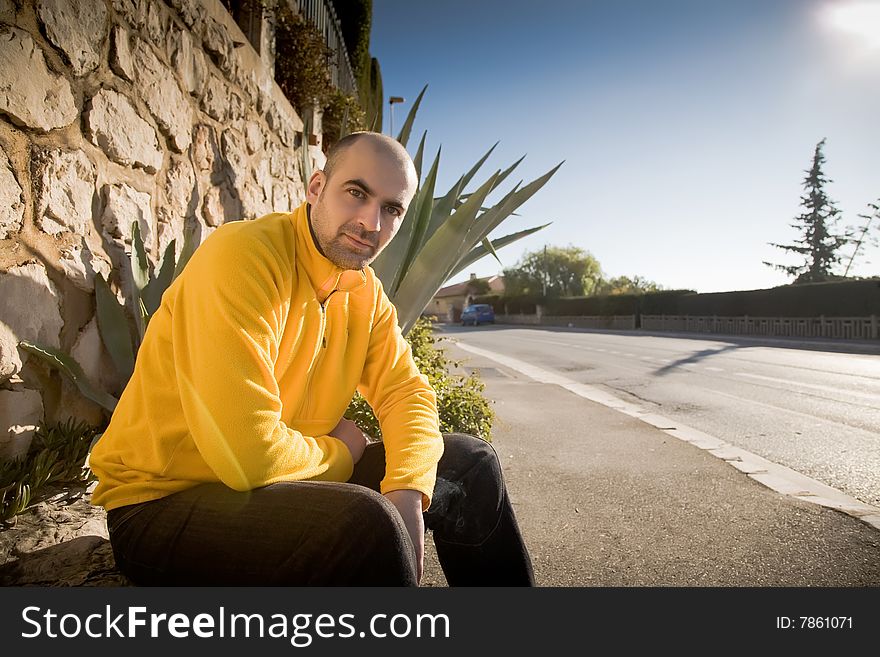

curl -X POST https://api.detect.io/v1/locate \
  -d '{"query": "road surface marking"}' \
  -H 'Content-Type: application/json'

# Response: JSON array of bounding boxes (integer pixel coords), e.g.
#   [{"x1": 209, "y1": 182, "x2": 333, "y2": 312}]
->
[
  {"x1": 735, "y1": 371, "x2": 880, "y2": 403},
  {"x1": 453, "y1": 340, "x2": 880, "y2": 532}
]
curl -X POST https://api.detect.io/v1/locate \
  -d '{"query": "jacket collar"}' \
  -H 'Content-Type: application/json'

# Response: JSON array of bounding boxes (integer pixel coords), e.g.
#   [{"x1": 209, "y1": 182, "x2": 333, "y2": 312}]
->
[{"x1": 290, "y1": 202, "x2": 367, "y2": 300}]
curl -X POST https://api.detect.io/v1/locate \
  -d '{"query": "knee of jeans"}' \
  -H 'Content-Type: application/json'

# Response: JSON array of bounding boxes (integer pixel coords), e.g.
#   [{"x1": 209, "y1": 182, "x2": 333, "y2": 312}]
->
[
  {"x1": 429, "y1": 434, "x2": 505, "y2": 545},
  {"x1": 443, "y1": 433, "x2": 504, "y2": 494}
]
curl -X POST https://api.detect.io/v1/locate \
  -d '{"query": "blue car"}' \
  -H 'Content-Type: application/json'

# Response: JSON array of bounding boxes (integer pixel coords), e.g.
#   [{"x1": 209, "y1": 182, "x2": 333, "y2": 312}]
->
[{"x1": 461, "y1": 304, "x2": 495, "y2": 326}]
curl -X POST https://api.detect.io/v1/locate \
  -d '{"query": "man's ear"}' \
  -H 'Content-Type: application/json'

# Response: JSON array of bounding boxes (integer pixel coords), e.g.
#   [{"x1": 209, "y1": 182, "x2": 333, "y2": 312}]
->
[{"x1": 306, "y1": 170, "x2": 326, "y2": 204}]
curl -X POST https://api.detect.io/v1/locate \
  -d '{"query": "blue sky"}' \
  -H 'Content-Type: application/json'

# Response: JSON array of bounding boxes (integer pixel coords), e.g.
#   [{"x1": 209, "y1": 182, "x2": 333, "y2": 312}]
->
[{"x1": 369, "y1": 0, "x2": 880, "y2": 293}]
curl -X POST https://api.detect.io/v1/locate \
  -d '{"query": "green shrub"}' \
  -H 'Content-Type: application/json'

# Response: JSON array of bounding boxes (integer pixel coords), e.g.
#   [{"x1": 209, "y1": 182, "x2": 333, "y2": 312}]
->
[
  {"x1": 345, "y1": 317, "x2": 494, "y2": 441},
  {"x1": 0, "y1": 419, "x2": 98, "y2": 524},
  {"x1": 273, "y1": 4, "x2": 334, "y2": 114},
  {"x1": 321, "y1": 88, "x2": 367, "y2": 151}
]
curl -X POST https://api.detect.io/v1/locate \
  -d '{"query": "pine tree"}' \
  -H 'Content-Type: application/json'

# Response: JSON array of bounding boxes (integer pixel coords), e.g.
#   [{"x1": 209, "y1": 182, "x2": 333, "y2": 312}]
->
[{"x1": 764, "y1": 139, "x2": 851, "y2": 283}]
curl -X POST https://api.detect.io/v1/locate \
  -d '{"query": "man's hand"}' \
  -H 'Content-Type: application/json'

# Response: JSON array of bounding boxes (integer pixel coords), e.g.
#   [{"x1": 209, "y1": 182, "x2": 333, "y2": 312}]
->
[
  {"x1": 329, "y1": 418, "x2": 368, "y2": 464},
  {"x1": 384, "y1": 489, "x2": 425, "y2": 584}
]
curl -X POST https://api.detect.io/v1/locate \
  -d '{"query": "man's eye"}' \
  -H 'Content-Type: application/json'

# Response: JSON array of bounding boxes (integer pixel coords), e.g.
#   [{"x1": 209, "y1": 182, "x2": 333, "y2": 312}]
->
[
  {"x1": 385, "y1": 206, "x2": 402, "y2": 217},
  {"x1": 348, "y1": 189, "x2": 365, "y2": 199}
]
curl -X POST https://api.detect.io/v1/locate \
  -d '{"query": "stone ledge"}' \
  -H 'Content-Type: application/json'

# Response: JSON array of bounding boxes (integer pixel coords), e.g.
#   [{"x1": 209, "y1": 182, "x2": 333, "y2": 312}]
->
[{"x1": 0, "y1": 484, "x2": 131, "y2": 586}]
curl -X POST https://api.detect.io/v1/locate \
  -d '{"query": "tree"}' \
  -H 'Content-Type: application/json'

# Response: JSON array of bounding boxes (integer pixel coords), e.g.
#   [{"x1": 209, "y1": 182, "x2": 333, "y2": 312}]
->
[
  {"x1": 503, "y1": 245, "x2": 602, "y2": 298},
  {"x1": 596, "y1": 275, "x2": 663, "y2": 295},
  {"x1": 764, "y1": 139, "x2": 851, "y2": 283}
]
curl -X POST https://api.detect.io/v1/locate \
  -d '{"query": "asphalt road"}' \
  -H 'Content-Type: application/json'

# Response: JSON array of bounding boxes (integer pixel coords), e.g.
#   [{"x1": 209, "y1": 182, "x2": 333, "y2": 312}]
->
[
  {"x1": 419, "y1": 325, "x2": 880, "y2": 587},
  {"x1": 439, "y1": 324, "x2": 880, "y2": 508}
]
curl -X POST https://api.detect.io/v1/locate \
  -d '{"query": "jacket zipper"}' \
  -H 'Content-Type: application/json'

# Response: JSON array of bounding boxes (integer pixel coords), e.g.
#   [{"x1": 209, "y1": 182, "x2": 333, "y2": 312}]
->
[{"x1": 303, "y1": 289, "x2": 339, "y2": 416}]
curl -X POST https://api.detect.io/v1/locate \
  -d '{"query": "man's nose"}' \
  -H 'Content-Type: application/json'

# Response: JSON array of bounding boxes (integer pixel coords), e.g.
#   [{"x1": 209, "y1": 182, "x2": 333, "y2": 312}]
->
[{"x1": 357, "y1": 203, "x2": 382, "y2": 232}]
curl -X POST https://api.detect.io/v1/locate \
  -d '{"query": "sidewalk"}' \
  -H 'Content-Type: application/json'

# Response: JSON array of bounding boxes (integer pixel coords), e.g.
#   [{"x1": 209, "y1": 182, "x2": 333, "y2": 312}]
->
[{"x1": 421, "y1": 339, "x2": 880, "y2": 586}]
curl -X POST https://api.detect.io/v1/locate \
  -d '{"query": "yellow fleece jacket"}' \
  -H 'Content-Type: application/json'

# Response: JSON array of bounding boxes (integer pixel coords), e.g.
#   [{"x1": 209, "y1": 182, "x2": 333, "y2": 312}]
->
[{"x1": 90, "y1": 202, "x2": 444, "y2": 512}]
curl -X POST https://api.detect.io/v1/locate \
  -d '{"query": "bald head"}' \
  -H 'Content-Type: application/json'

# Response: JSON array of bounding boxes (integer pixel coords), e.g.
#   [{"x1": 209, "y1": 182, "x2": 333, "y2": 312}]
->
[
  {"x1": 306, "y1": 131, "x2": 419, "y2": 270},
  {"x1": 323, "y1": 132, "x2": 418, "y2": 191}
]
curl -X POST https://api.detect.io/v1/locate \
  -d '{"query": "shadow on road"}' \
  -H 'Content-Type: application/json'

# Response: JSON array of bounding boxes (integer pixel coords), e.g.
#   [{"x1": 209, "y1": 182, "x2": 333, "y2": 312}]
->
[{"x1": 653, "y1": 344, "x2": 743, "y2": 376}]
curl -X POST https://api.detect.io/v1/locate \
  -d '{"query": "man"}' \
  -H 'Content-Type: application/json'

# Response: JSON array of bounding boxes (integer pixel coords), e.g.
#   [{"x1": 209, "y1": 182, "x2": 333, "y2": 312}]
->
[{"x1": 90, "y1": 132, "x2": 534, "y2": 586}]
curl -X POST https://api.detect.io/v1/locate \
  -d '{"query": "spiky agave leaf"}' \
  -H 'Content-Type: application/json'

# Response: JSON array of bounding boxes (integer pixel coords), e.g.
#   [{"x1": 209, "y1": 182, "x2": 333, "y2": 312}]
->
[
  {"x1": 94, "y1": 273, "x2": 135, "y2": 383},
  {"x1": 173, "y1": 224, "x2": 198, "y2": 281},
  {"x1": 391, "y1": 148, "x2": 441, "y2": 295},
  {"x1": 392, "y1": 172, "x2": 501, "y2": 334},
  {"x1": 395, "y1": 84, "x2": 427, "y2": 148},
  {"x1": 130, "y1": 221, "x2": 150, "y2": 341},
  {"x1": 142, "y1": 239, "x2": 177, "y2": 316},
  {"x1": 412, "y1": 130, "x2": 427, "y2": 181},
  {"x1": 17, "y1": 341, "x2": 118, "y2": 413},
  {"x1": 450, "y1": 223, "x2": 552, "y2": 279}
]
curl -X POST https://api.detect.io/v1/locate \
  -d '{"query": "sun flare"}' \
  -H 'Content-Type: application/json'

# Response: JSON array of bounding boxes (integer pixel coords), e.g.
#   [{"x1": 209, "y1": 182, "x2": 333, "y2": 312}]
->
[{"x1": 825, "y1": 1, "x2": 880, "y2": 49}]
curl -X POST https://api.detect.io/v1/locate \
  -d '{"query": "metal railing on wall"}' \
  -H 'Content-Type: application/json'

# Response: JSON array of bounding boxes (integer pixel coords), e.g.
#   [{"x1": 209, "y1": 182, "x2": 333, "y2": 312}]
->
[
  {"x1": 292, "y1": 0, "x2": 357, "y2": 95},
  {"x1": 640, "y1": 315, "x2": 879, "y2": 340},
  {"x1": 492, "y1": 313, "x2": 880, "y2": 340}
]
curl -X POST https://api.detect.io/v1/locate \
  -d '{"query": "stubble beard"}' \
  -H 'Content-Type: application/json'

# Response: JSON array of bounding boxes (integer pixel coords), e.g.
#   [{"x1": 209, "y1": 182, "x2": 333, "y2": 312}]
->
[
  {"x1": 310, "y1": 202, "x2": 379, "y2": 271},
  {"x1": 323, "y1": 232, "x2": 377, "y2": 270}
]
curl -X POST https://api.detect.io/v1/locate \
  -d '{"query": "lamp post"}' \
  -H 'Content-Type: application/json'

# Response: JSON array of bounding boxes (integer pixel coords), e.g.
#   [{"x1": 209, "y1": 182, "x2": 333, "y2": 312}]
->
[{"x1": 388, "y1": 96, "x2": 405, "y2": 137}]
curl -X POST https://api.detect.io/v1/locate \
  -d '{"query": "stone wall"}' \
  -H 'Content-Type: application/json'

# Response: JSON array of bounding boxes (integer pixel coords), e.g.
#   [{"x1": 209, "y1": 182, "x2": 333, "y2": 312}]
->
[{"x1": 0, "y1": 0, "x2": 322, "y2": 461}]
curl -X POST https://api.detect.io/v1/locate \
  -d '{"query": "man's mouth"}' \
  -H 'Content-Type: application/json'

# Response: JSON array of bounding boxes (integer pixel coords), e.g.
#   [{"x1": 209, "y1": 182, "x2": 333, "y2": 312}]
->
[{"x1": 342, "y1": 233, "x2": 375, "y2": 251}]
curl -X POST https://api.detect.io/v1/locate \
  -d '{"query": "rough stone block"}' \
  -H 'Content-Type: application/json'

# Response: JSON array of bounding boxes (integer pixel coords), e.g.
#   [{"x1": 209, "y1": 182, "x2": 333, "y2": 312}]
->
[
  {"x1": 132, "y1": 39, "x2": 193, "y2": 152},
  {"x1": 36, "y1": 0, "x2": 107, "y2": 76},
  {"x1": 0, "y1": 27, "x2": 77, "y2": 132},
  {"x1": 0, "y1": 262, "x2": 64, "y2": 382},
  {"x1": 0, "y1": 146, "x2": 24, "y2": 239},
  {"x1": 58, "y1": 238, "x2": 112, "y2": 293},
  {"x1": 201, "y1": 184, "x2": 239, "y2": 227},
  {"x1": 111, "y1": 0, "x2": 146, "y2": 31},
  {"x1": 228, "y1": 90, "x2": 245, "y2": 122},
  {"x1": 200, "y1": 74, "x2": 228, "y2": 122},
  {"x1": 0, "y1": 387, "x2": 43, "y2": 462},
  {"x1": 243, "y1": 120, "x2": 263, "y2": 154},
  {"x1": 272, "y1": 183, "x2": 290, "y2": 214},
  {"x1": 220, "y1": 127, "x2": 248, "y2": 187},
  {"x1": 100, "y1": 183, "x2": 154, "y2": 252},
  {"x1": 145, "y1": 0, "x2": 168, "y2": 50},
  {"x1": 191, "y1": 123, "x2": 219, "y2": 174},
  {"x1": 100, "y1": 184, "x2": 156, "y2": 314},
  {"x1": 201, "y1": 16, "x2": 231, "y2": 69},
  {"x1": 160, "y1": 156, "x2": 196, "y2": 220},
  {"x1": 239, "y1": 179, "x2": 269, "y2": 219},
  {"x1": 168, "y1": 0, "x2": 204, "y2": 31},
  {"x1": 110, "y1": 26, "x2": 134, "y2": 81},
  {"x1": 156, "y1": 217, "x2": 184, "y2": 267},
  {"x1": 253, "y1": 156, "x2": 271, "y2": 200},
  {"x1": 168, "y1": 26, "x2": 206, "y2": 97},
  {"x1": 0, "y1": 331, "x2": 19, "y2": 384},
  {"x1": 85, "y1": 89, "x2": 163, "y2": 172},
  {"x1": 33, "y1": 148, "x2": 96, "y2": 237}
]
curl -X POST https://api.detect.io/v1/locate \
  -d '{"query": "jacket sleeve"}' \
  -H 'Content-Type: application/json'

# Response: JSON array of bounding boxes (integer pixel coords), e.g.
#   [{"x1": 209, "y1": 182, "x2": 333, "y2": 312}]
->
[
  {"x1": 357, "y1": 281, "x2": 444, "y2": 511},
  {"x1": 170, "y1": 228, "x2": 353, "y2": 491}
]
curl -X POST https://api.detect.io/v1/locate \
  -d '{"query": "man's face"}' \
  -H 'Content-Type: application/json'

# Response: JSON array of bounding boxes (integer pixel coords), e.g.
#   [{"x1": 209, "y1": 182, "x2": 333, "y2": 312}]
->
[{"x1": 306, "y1": 140, "x2": 417, "y2": 270}]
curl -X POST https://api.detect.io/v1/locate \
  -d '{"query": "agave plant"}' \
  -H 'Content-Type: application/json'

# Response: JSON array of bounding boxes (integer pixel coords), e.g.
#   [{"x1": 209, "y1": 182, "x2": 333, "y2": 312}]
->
[
  {"x1": 370, "y1": 85, "x2": 561, "y2": 334},
  {"x1": 18, "y1": 223, "x2": 197, "y2": 414}
]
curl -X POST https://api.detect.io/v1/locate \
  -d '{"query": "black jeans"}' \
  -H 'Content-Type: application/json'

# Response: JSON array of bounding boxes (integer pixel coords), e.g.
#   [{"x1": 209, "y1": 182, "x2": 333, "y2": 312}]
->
[{"x1": 106, "y1": 433, "x2": 535, "y2": 586}]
